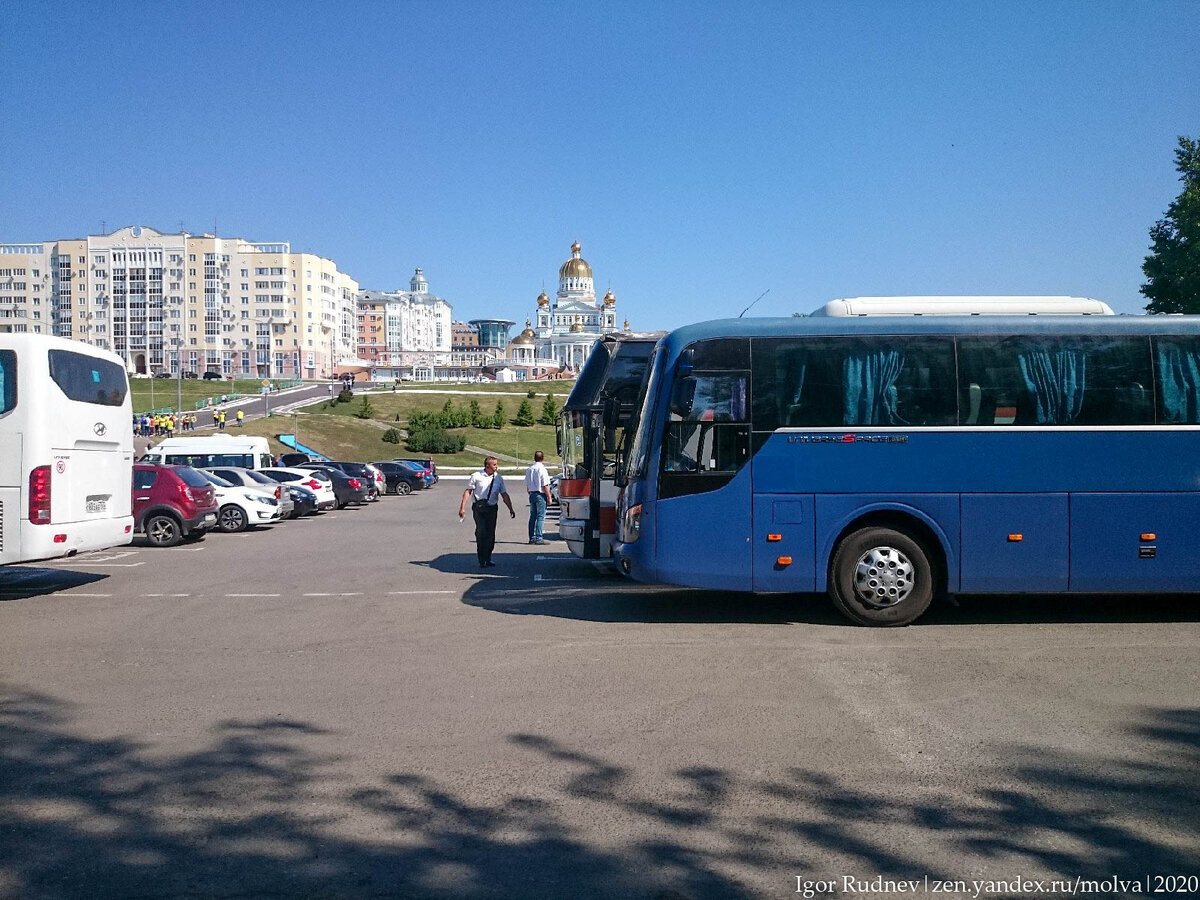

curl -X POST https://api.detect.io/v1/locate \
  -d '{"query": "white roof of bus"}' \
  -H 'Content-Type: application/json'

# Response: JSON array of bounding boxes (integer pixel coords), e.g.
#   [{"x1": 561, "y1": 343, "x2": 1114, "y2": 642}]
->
[{"x1": 810, "y1": 296, "x2": 1115, "y2": 316}]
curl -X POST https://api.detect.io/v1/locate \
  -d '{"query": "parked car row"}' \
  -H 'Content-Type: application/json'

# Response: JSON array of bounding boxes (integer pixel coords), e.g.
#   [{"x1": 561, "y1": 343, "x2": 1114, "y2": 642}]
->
[{"x1": 131, "y1": 456, "x2": 438, "y2": 547}]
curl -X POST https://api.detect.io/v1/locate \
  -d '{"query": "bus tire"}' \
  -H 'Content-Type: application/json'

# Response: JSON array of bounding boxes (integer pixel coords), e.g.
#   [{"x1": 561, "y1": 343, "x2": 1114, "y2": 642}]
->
[
  {"x1": 145, "y1": 514, "x2": 182, "y2": 548},
  {"x1": 829, "y1": 526, "x2": 934, "y2": 626},
  {"x1": 218, "y1": 504, "x2": 248, "y2": 533}
]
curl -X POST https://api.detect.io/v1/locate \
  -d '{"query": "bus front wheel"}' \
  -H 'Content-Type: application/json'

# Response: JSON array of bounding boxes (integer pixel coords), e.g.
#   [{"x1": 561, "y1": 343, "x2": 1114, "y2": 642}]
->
[{"x1": 829, "y1": 526, "x2": 934, "y2": 626}]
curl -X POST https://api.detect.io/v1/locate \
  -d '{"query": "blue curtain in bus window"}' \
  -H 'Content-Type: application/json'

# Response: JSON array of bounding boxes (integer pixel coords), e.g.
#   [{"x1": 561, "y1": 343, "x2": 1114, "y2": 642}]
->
[
  {"x1": 843, "y1": 349, "x2": 904, "y2": 425},
  {"x1": 1154, "y1": 340, "x2": 1200, "y2": 423},
  {"x1": 1016, "y1": 348, "x2": 1086, "y2": 424}
]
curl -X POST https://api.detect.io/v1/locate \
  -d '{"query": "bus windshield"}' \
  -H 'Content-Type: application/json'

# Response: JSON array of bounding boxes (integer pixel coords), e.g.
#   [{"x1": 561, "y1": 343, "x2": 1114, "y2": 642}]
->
[{"x1": 621, "y1": 346, "x2": 665, "y2": 484}]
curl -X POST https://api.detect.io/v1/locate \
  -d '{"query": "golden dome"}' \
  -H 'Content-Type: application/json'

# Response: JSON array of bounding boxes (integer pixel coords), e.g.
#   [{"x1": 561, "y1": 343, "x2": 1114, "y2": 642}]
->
[
  {"x1": 536, "y1": 290, "x2": 550, "y2": 307},
  {"x1": 512, "y1": 319, "x2": 537, "y2": 345},
  {"x1": 602, "y1": 288, "x2": 616, "y2": 307},
  {"x1": 569, "y1": 316, "x2": 586, "y2": 333},
  {"x1": 558, "y1": 240, "x2": 593, "y2": 280}
]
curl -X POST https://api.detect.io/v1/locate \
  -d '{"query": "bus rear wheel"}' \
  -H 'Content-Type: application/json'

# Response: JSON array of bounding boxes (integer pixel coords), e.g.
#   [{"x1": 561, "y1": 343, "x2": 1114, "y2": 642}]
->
[{"x1": 829, "y1": 526, "x2": 934, "y2": 626}]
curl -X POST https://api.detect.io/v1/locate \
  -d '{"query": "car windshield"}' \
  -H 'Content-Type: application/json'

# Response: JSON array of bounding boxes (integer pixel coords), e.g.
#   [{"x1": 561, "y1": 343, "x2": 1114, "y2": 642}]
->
[{"x1": 245, "y1": 470, "x2": 275, "y2": 485}]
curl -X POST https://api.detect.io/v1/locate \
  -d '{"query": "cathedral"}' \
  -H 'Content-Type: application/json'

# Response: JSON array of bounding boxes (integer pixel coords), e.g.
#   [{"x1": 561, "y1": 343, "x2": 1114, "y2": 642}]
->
[{"x1": 524, "y1": 241, "x2": 621, "y2": 372}]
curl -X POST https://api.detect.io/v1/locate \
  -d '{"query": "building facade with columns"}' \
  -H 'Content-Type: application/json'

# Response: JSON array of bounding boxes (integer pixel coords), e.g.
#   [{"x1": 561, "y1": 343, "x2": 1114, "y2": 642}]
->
[
  {"x1": 530, "y1": 241, "x2": 621, "y2": 372},
  {"x1": 356, "y1": 268, "x2": 453, "y2": 380},
  {"x1": 0, "y1": 225, "x2": 362, "y2": 378}
]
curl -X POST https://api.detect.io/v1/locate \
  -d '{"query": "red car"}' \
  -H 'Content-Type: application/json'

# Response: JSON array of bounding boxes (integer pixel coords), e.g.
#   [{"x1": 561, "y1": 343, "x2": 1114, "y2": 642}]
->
[{"x1": 132, "y1": 464, "x2": 219, "y2": 547}]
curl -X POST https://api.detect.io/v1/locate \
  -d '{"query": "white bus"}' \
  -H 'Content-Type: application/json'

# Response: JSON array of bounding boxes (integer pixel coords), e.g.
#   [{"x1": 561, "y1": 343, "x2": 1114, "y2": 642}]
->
[
  {"x1": 140, "y1": 434, "x2": 273, "y2": 470},
  {"x1": 0, "y1": 334, "x2": 134, "y2": 565},
  {"x1": 810, "y1": 296, "x2": 1116, "y2": 317}
]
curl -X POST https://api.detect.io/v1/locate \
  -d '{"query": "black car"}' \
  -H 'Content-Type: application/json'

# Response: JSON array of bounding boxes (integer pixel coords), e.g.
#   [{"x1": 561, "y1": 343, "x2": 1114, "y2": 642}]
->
[
  {"x1": 372, "y1": 461, "x2": 426, "y2": 496},
  {"x1": 312, "y1": 461, "x2": 382, "y2": 501},
  {"x1": 279, "y1": 452, "x2": 313, "y2": 467},
  {"x1": 202, "y1": 371, "x2": 223, "y2": 380},
  {"x1": 183, "y1": 371, "x2": 199, "y2": 379},
  {"x1": 305, "y1": 465, "x2": 370, "y2": 509},
  {"x1": 154, "y1": 371, "x2": 173, "y2": 379},
  {"x1": 287, "y1": 485, "x2": 318, "y2": 518}
]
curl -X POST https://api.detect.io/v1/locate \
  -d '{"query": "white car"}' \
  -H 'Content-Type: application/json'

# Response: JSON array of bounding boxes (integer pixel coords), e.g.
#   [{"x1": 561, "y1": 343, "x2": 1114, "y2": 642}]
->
[
  {"x1": 198, "y1": 470, "x2": 282, "y2": 532},
  {"x1": 203, "y1": 467, "x2": 294, "y2": 520},
  {"x1": 258, "y1": 467, "x2": 337, "y2": 511}
]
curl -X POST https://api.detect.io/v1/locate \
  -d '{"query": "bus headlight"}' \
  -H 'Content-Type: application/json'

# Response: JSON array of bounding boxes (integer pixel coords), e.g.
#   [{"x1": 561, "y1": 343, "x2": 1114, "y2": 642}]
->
[{"x1": 622, "y1": 503, "x2": 642, "y2": 543}]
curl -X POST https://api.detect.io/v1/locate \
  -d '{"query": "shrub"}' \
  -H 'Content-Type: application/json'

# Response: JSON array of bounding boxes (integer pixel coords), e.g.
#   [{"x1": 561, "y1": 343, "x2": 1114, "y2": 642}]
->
[
  {"x1": 354, "y1": 395, "x2": 376, "y2": 419},
  {"x1": 539, "y1": 394, "x2": 560, "y2": 425},
  {"x1": 406, "y1": 427, "x2": 466, "y2": 454},
  {"x1": 527, "y1": 389, "x2": 537, "y2": 399},
  {"x1": 515, "y1": 398, "x2": 535, "y2": 426},
  {"x1": 337, "y1": 388, "x2": 353, "y2": 404},
  {"x1": 382, "y1": 428, "x2": 401, "y2": 444},
  {"x1": 491, "y1": 400, "x2": 506, "y2": 430}
]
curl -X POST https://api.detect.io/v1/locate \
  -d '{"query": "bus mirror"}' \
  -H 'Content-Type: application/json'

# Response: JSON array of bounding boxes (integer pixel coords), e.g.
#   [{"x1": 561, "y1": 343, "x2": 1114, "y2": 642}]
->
[
  {"x1": 555, "y1": 421, "x2": 563, "y2": 456},
  {"x1": 675, "y1": 347, "x2": 695, "y2": 377}
]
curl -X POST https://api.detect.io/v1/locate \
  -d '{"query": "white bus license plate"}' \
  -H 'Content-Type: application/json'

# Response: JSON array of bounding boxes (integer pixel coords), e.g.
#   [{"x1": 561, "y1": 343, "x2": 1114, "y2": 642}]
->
[{"x1": 86, "y1": 499, "x2": 107, "y2": 514}]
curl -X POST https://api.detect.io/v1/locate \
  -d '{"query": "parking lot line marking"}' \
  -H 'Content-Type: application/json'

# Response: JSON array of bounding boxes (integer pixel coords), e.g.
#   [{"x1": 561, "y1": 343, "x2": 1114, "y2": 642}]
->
[
  {"x1": 54, "y1": 592, "x2": 112, "y2": 597},
  {"x1": 387, "y1": 590, "x2": 457, "y2": 595},
  {"x1": 144, "y1": 593, "x2": 190, "y2": 597},
  {"x1": 226, "y1": 593, "x2": 280, "y2": 598},
  {"x1": 302, "y1": 592, "x2": 364, "y2": 597},
  {"x1": 49, "y1": 561, "x2": 146, "y2": 567},
  {"x1": 533, "y1": 574, "x2": 591, "y2": 583}
]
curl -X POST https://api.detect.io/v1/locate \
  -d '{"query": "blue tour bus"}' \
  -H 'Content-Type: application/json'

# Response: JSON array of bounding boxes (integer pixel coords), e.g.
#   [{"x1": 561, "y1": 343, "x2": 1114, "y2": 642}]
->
[{"x1": 612, "y1": 314, "x2": 1200, "y2": 626}]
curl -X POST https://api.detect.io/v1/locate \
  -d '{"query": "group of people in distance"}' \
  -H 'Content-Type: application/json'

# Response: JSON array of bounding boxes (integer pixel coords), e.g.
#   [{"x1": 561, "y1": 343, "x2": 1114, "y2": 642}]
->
[
  {"x1": 134, "y1": 412, "x2": 200, "y2": 436},
  {"x1": 458, "y1": 451, "x2": 552, "y2": 568}
]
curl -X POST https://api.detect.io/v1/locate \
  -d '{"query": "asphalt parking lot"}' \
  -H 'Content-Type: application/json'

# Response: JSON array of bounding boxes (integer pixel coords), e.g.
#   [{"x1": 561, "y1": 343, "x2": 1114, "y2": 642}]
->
[{"x1": 2, "y1": 489, "x2": 1199, "y2": 899}]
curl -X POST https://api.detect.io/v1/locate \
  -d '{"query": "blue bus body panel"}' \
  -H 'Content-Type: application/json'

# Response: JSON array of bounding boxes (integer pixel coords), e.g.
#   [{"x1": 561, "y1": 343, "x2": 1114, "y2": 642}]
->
[
  {"x1": 961, "y1": 494, "x2": 1069, "y2": 592},
  {"x1": 1070, "y1": 494, "x2": 1200, "y2": 592},
  {"x1": 752, "y1": 494, "x2": 816, "y2": 592},
  {"x1": 654, "y1": 467, "x2": 752, "y2": 590}
]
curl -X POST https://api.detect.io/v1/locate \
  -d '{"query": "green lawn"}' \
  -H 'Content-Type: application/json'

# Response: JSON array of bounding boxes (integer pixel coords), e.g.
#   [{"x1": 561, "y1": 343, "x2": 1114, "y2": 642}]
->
[
  {"x1": 219, "y1": 413, "x2": 558, "y2": 470},
  {"x1": 130, "y1": 377, "x2": 286, "y2": 414}
]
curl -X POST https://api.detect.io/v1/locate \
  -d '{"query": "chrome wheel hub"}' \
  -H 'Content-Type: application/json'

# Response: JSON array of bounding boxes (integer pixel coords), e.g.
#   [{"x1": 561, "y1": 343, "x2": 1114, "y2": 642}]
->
[{"x1": 853, "y1": 546, "x2": 914, "y2": 607}]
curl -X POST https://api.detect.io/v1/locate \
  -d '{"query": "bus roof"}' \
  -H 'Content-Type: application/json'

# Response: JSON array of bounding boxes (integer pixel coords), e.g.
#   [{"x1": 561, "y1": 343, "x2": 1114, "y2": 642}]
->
[
  {"x1": 810, "y1": 296, "x2": 1115, "y2": 316},
  {"x1": 0, "y1": 332, "x2": 127, "y2": 368},
  {"x1": 564, "y1": 331, "x2": 666, "y2": 410},
  {"x1": 660, "y1": 314, "x2": 1200, "y2": 358}
]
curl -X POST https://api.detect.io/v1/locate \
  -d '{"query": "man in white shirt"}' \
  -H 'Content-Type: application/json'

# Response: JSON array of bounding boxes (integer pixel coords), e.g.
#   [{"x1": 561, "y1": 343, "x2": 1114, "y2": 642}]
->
[
  {"x1": 458, "y1": 456, "x2": 515, "y2": 567},
  {"x1": 523, "y1": 450, "x2": 552, "y2": 545}
]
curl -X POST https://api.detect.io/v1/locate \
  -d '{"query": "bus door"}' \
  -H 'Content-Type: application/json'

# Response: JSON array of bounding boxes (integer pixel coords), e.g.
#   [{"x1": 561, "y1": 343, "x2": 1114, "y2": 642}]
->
[{"x1": 654, "y1": 359, "x2": 752, "y2": 590}]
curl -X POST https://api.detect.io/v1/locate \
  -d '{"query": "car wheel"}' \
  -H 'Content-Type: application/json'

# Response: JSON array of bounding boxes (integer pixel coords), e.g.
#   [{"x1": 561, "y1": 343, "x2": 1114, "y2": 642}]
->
[
  {"x1": 218, "y1": 504, "x2": 248, "y2": 533},
  {"x1": 828, "y1": 526, "x2": 935, "y2": 627},
  {"x1": 396, "y1": 481, "x2": 412, "y2": 496},
  {"x1": 145, "y1": 514, "x2": 182, "y2": 547}
]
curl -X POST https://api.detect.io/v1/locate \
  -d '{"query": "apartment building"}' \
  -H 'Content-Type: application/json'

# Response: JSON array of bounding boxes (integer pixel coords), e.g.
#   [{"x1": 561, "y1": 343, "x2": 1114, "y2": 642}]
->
[{"x1": 0, "y1": 225, "x2": 361, "y2": 378}]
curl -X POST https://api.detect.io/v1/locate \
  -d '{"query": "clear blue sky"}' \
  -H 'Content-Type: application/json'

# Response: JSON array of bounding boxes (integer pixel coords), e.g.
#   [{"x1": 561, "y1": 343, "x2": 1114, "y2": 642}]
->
[{"x1": 2, "y1": 1, "x2": 1197, "y2": 328}]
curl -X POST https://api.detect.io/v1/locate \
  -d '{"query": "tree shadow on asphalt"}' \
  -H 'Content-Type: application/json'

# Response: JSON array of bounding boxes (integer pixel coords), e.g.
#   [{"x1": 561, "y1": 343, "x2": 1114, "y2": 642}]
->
[
  {"x1": 0, "y1": 567, "x2": 108, "y2": 603},
  {"x1": 2, "y1": 687, "x2": 1197, "y2": 898}
]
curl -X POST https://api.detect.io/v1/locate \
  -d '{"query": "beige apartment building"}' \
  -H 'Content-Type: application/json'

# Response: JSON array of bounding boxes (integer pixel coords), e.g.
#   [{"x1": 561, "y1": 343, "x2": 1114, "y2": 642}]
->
[{"x1": 0, "y1": 225, "x2": 361, "y2": 378}]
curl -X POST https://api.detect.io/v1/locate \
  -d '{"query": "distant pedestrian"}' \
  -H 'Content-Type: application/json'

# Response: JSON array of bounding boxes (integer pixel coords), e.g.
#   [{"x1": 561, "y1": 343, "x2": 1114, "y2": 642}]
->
[
  {"x1": 327, "y1": 384, "x2": 333, "y2": 396},
  {"x1": 236, "y1": 409, "x2": 244, "y2": 427},
  {"x1": 458, "y1": 456, "x2": 515, "y2": 568},
  {"x1": 524, "y1": 450, "x2": 552, "y2": 545},
  {"x1": 218, "y1": 410, "x2": 226, "y2": 431}
]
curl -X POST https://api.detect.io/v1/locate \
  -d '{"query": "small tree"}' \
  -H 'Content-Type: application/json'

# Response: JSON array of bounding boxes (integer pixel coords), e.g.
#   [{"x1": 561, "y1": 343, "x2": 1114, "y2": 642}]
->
[
  {"x1": 491, "y1": 400, "x2": 506, "y2": 430},
  {"x1": 469, "y1": 399, "x2": 484, "y2": 428},
  {"x1": 515, "y1": 398, "x2": 535, "y2": 426},
  {"x1": 1143, "y1": 135, "x2": 1200, "y2": 314},
  {"x1": 539, "y1": 393, "x2": 560, "y2": 425},
  {"x1": 354, "y1": 395, "x2": 376, "y2": 419},
  {"x1": 382, "y1": 428, "x2": 401, "y2": 444}
]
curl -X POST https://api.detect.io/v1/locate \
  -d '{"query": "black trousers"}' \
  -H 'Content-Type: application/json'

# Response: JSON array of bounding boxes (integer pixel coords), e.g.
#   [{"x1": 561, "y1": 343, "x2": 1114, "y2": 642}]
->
[{"x1": 472, "y1": 502, "x2": 499, "y2": 564}]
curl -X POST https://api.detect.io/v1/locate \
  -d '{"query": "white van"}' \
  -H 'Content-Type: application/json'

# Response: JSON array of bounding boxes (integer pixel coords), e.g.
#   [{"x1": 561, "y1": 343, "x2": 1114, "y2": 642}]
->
[{"x1": 140, "y1": 435, "x2": 273, "y2": 470}]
